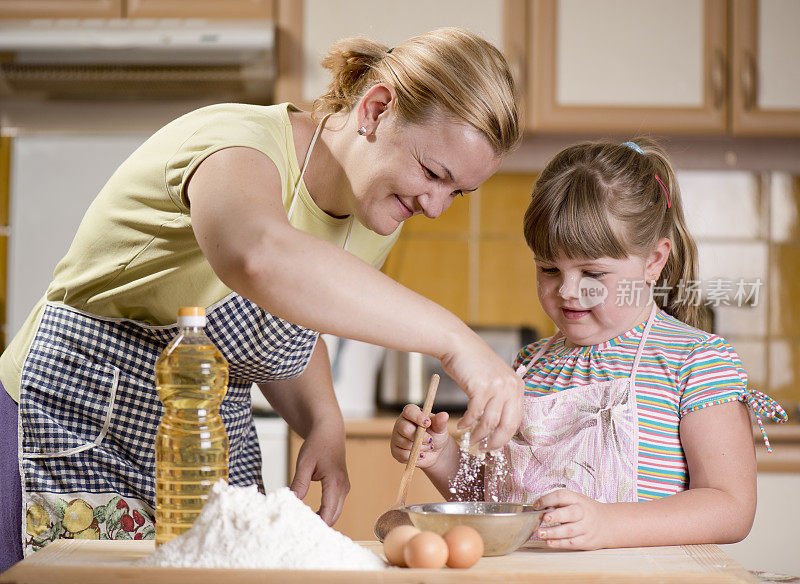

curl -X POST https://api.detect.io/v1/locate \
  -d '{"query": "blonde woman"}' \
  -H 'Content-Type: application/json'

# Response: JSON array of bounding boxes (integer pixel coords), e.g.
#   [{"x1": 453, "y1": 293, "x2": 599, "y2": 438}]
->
[{"x1": 0, "y1": 28, "x2": 523, "y2": 564}]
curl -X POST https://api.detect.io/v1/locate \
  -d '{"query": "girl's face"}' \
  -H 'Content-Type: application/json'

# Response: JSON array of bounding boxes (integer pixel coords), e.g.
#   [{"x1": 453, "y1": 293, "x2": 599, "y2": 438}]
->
[
  {"x1": 346, "y1": 108, "x2": 502, "y2": 236},
  {"x1": 535, "y1": 245, "x2": 669, "y2": 346}
]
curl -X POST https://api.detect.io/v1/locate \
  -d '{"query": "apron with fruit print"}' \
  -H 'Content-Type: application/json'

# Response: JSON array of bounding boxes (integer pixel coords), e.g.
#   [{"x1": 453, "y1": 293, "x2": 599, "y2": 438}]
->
[
  {"x1": 18, "y1": 115, "x2": 334, "y2": 556},
  {"x1": 500, "y1": 304, "x2": 659, "y2": 504}
]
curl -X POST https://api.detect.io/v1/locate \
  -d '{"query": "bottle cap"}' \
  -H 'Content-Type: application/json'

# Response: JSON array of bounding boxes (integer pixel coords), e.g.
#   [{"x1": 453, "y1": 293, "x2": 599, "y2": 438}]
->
[{"x1": 177, "y1": 306, "x2": 206, "y2": 327}]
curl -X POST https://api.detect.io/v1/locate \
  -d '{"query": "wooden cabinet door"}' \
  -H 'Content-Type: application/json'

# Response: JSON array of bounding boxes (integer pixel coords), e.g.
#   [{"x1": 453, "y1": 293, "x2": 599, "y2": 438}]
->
[
  {"x1": 0, "y1": 0, "x2": 121, "y2": 18},
  {"x1": 288, "y1": 422, "x2": 446, "y2": 541},
  {"x1": 731, "y1": 0, "x2": 800, "y2": 136},
  {"x1": 125, "y1": 0, "x2": 274, "y2": 19},
  {"x1": 526, "y1": 0, "x2": 728, "y2": 134},
  {"x1": 289, "y1": 0, "x2": 506, "y2": 105}
]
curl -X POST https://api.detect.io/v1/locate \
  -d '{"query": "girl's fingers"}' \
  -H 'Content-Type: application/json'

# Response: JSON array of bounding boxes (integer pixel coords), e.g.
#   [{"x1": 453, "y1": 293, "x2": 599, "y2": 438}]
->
[
  {"x1": 401, "y1": 403, "x2": 426, "y2": 426},
  {"x1": 538, "y1": 519, "x2": 583, "y2": 541},
  {"x1": 391, "y1": 419, "x2": 419, "y2": 445},
  {"x1": 543, "y1": 536, "x2": 589, "y2": 550},
  {"x1": 393, "y1": 432, "x2": 436, "y2": 453},
  {"x1": 533, "y1": 489, "x2": 580, "y2": 510},
  {"x1": 429, "y1": 411, "x2": 450, "y2": 433},
  {"x1": 540, "y1": 503, "x2": 583, "y2": 526}
]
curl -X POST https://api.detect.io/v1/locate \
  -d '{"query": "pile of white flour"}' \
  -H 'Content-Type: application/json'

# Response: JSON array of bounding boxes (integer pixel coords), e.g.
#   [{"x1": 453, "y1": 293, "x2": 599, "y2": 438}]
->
[{"x1": 141, "y1": 481, "x2": 385, "y2": 570}]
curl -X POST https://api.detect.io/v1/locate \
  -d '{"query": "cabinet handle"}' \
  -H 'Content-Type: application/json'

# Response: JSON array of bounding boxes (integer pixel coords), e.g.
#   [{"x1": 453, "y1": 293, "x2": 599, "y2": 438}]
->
[
  {"x1": 711, "y1": 48, "x2": 726, "y2": 111},
  {"x1": 741, "y1": 50, "x2": 757, "y2": 111}
]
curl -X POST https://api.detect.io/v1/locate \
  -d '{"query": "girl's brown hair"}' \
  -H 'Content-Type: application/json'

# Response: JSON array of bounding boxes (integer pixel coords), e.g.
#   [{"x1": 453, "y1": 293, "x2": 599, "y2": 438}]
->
[
  {"x1": 313, "y1": 27, "x2": 520, "y2": 156},
  {"x1": 523, "y1": 139, "x2": 702, "y2": 328}
]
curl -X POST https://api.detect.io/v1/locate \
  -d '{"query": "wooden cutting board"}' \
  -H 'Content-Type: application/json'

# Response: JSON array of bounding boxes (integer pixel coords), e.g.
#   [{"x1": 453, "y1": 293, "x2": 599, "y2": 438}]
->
[{"x1": 0, "y1": 540, "x2": 758, "y2": 583}]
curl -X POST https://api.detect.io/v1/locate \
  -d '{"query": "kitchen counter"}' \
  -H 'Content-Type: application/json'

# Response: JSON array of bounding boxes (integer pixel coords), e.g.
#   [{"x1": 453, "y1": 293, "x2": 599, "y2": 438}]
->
[{"x1": 0, "y1": 539, "x2": 763, "y2": 584}]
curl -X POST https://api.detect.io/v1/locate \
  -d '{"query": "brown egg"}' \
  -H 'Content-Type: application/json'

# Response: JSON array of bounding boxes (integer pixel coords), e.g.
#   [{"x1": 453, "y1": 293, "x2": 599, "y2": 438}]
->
[
  {"x1": 382, "y1": 525, "x2": 421, "y2": 567},
  {"x1": 403, "y1": 531, "x2": 449, "y2": 569},
  {"x1": 443, "y1": 525, "x2": 484, "y2": 569}
]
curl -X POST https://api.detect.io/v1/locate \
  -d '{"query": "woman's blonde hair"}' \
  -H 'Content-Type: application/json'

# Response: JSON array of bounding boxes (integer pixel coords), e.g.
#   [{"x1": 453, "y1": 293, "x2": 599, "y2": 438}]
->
[
  {"x1": 523, "y1": 138, "x2": 703, "y2": 328},
  {"x1": 314, "y1": 27, "x2": 520, "y2": 156}
]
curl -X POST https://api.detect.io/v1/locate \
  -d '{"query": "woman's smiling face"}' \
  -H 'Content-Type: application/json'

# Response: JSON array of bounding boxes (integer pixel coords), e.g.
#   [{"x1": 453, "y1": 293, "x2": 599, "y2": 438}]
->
[
  {"x1": 346, "y1": 110, "x2": 501, "y2": 236},
  {"x1": 535, "y1": 253, "x2": 656, "y2": 346}
]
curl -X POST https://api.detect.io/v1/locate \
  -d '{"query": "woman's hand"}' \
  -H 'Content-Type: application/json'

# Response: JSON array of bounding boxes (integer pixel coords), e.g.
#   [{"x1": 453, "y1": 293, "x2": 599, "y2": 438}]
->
[
  {"x1": 390, "y1": 404, "x2": 452, "y2": 470},
  {"x1": 440, "y1": 334, "x2": 524, "y2": 452},
  {"x1": 257, "y1": 338, "x2": 349, "y2": 526},
  {"x1": 290, "y1": 421, "x2": 350, "y2": 526},
  {"x1": 533, "y1": 489, "x2": 611, "y2": 550}
]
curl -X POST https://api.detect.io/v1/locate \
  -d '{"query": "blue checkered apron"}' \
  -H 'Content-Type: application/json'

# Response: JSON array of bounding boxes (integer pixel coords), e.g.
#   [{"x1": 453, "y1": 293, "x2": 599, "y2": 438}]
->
[{"x1": 18, "y1": 293, "x2": 317, "y2": 554}]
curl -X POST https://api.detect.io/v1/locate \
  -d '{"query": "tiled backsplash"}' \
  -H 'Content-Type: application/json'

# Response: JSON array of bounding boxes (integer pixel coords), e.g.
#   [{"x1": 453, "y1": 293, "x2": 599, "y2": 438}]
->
[{"x1": 681, "y1": 171, "x2": 799, "y2": 415}]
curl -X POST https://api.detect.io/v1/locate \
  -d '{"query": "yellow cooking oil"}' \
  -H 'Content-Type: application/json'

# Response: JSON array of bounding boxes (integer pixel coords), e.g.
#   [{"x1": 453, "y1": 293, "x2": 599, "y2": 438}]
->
[{"x1": 154, "y1": 306, "x2": 229, "y2": 547}]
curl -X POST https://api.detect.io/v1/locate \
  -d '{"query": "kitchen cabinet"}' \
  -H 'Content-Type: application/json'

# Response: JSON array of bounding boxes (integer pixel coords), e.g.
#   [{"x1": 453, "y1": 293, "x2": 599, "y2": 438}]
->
[
  {"x1": 0, "y1": 0, "x2": 121, "y2": 18},
  {"x1": 288, "y1": 418, "x2": 447, "y2": 541},
  {"x1": 0, "y1": 0, "x2": 272, "y2": 19},
  {"x1": 125, "y1": 0, "x2": 273, "y2": 19},
  {"x1": 525, "y1": 0, "x2": 728, "y2": 134},
  {"x1": 274, "y1": 0, "x2": 507, "y2": 105},
  {"x1": 731, "y1": 0, "x2": 800, "y2": 135},
  {"x1": 382, "y1": 173, "x2": 556, "y2": 334},
  {"x1": 522, "y1": 0, "x2": 800, "y2": 136}
]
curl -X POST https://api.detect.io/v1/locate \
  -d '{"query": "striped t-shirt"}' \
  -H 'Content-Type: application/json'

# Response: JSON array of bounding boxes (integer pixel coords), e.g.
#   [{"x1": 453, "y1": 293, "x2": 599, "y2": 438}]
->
[{"x1": 512, "y1": 309, "x2": 748, "y2": 500}]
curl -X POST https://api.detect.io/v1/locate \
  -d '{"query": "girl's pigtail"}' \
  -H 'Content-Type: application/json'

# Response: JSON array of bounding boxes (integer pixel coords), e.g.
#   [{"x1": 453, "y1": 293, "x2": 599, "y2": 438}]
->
[{"x1": 647, "y1": 146, "x2": 702, "y2": 329}]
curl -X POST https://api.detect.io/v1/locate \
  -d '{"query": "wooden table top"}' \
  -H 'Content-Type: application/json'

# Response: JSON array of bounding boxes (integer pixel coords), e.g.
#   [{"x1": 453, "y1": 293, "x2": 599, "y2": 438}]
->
[{"x1": 0, "y1": 539, "x2": 760, "y2": 583}]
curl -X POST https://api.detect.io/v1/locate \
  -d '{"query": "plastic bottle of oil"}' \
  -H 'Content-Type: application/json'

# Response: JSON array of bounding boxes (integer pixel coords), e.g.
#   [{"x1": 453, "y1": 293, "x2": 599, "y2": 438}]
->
[{"x1": 154, "y1": 306, "x2": 229, "y2": 547}]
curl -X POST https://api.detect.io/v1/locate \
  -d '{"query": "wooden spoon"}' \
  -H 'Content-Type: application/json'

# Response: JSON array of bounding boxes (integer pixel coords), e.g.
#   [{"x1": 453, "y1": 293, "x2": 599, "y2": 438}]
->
[{"x1": 373, "y1": 373, "x2": 440, "y2": 542}]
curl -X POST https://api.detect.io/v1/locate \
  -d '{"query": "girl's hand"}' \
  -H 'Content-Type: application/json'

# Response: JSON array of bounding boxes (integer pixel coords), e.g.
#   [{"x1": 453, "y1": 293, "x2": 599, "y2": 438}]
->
[
  {"x1": 390, "y1": 404, "x2": 452, "y2": 470},
  {"x1": 533, "y1": 489, "x2": 611, "y2": 550}
]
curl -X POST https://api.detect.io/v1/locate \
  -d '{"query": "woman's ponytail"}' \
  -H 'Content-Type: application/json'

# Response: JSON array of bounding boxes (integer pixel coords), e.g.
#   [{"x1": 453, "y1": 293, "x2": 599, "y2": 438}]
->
[{"x1": 314, "y1": 38, "x2": 390, "y2": 117}]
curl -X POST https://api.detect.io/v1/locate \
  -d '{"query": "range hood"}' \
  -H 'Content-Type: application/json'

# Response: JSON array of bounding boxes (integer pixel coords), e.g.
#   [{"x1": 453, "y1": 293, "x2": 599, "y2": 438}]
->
[{"x1": 0, "y1": 19, "x2": 276, "y2": 101}]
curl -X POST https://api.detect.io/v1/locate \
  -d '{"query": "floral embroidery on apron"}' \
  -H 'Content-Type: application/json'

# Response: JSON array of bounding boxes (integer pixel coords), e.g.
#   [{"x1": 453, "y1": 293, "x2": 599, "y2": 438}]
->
[{"x1": 501, "y1": 304, "x2": 660, "y2": 505}]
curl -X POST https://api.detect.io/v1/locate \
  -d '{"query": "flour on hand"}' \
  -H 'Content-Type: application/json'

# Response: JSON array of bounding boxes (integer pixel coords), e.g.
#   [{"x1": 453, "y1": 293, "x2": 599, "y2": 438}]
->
[{"x1": 141, "y1": 481, "x2": 386, "y2": 570}]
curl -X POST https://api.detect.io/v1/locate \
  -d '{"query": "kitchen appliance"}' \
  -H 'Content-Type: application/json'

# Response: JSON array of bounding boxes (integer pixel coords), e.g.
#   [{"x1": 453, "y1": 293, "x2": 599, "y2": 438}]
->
[
  {"x1": 0, "y1": 19, "x2": 275, "y2": 100},
  {"x1": 377, "y1": 327, "x2": 537, "y2": 412}
]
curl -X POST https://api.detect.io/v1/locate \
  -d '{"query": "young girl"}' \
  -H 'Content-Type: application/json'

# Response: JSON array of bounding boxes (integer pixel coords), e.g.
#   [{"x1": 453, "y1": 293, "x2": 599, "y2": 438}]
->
[{"x1": 390, "y1": 139, "x2": 787, "y2": 550}]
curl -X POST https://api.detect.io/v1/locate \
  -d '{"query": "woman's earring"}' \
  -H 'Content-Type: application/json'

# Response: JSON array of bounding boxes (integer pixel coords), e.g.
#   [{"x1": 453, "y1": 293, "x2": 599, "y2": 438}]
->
[{"x1": 357, "y1": 126, "x2": 367, "y2": 136}]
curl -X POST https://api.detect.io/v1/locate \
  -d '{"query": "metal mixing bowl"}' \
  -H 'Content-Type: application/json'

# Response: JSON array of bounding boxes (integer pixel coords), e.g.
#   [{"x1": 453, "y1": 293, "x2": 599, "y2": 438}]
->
[{"x1": 403, "y1": 501, "x2": 546, "y2": 556}]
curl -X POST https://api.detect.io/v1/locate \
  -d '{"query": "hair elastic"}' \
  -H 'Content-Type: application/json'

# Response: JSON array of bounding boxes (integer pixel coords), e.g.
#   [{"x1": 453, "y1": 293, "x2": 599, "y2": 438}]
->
[
  {"x1": 654, "y1": 174, "x2": 672, "y2": 208},
  {"x1": 621, "y1": 141, "x2": 644, "y2": 154},
  {"x1": 386, "y1": 47, "x2": 394, "y2": 54},
  {"x1": 622, "y1": 141, "x2": 672, "y2": 209}
]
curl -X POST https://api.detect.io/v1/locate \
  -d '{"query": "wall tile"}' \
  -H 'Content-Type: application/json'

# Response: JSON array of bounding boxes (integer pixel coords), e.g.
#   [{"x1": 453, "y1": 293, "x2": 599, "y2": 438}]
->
[
  {"x1": 769, "y1": 243, "x2": 800, "y2": 337},
  {"x1": 769, "y1": 339, "x2": 800, "y2": 404},
  {"x1": 401, "y1": 193, "x2": 470, "y2": 236},
  {"x1": 679, "y1": 171, "x2": 762, "y2": 239},
  {"x1": 479, "y1": 174, "x2": 538, "y2": 237},
  {"x1": 770, "y1": 173, "x2": 800, "y2": 243},
  {"x1": 696, "y1": 242, "x2": 768, "y2": 337},
  {"x1": 726, "y1": 339, "x2": 767, "y2": 393}
]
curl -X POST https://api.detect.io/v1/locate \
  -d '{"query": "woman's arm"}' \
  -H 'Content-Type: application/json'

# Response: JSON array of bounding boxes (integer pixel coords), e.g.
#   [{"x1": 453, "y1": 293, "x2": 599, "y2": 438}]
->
[
  {"x1": 535, "y1": 400, "x2": 756, "y2": 549},
  {"x1": 257, "y1": 337, "x2": 349, "y2": 526},
  {"x1": 188, "y1": 147, "x2": 522, "y2": 450}
]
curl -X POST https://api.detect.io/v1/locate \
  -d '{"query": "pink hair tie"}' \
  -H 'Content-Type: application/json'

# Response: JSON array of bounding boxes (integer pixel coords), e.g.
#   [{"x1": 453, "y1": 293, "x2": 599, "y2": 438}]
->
[{"x1": 654, "y1": 174, "x2": 671, "y2": 208}]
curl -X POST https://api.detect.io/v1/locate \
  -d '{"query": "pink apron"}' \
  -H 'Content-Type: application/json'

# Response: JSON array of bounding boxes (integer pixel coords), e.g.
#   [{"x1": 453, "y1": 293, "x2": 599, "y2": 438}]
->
[{"x1": 501, "y1": 304, "x2": 659, "y2": 504}]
